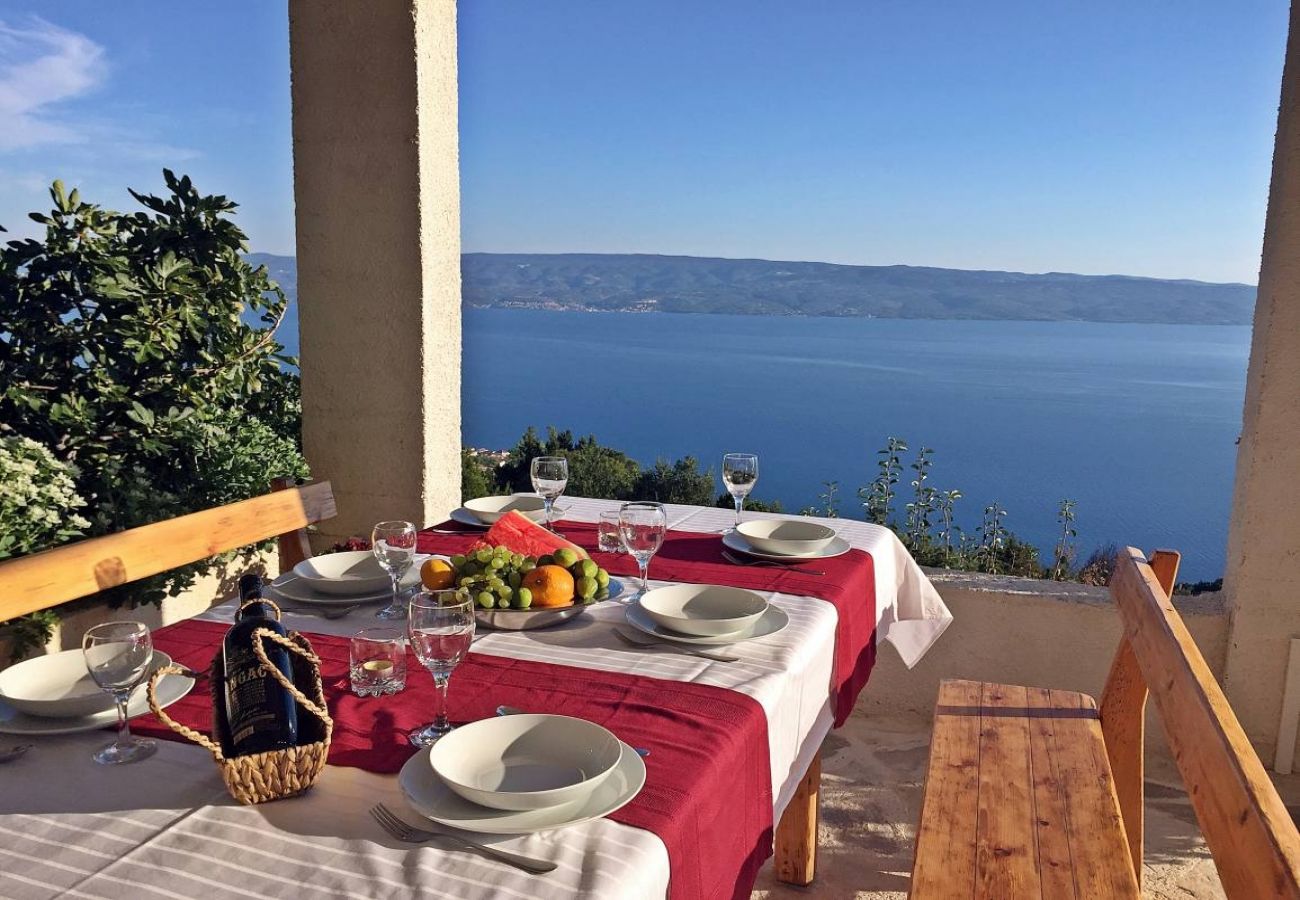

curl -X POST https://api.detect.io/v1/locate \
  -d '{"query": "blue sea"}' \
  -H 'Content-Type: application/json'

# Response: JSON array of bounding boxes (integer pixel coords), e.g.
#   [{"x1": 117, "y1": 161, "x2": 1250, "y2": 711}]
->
[{"x1": 460, "y1": 309, "x2": 1251, "y2": 582}]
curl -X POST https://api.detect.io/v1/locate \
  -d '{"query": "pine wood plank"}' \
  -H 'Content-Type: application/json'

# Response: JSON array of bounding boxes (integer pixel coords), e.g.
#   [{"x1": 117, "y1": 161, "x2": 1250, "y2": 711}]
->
[
  {"x1": 1097, "y1": 549, "x2": 1177, "y2": 888},
  {"x1": 974, "y1": 682, "x2": 1041, "y2": 900},
  {"x1": 911, "y1": 679, "x2": 983, "y2": 899},
  {"x1": 0, "y1": 481, "x2": 336, "y2": 621},
  {"x1": 1025, "y1": 686, "x2": 1076, "y2": 899},
  {"x1": 1111, "y1": 547, "x2": 1300, "y2": 899},
  {"x1": 775, "y1": 749, "x2": 821, "y2": 885},
  {"x1": 271, "y1": 476, "x2": 315, "y2": 571},
  {"x1": 1046, "y1": 688, "x2": 1138, "y2": 899}
]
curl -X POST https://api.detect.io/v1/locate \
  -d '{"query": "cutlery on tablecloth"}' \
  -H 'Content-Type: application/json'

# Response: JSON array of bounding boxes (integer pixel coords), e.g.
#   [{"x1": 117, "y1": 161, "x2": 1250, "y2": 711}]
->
[
  {"x1": 720, "y1": 550, "x2": 825, "y2": 576},
  {"x1": 279, "y1": 604, "x2": 361, "y2": 620},
  {"x1": 0, "y1": 744, "x2": 32, "y2": 764},
  {"x1": 494, "y1": 705, "x2": 651, "y2": 757},
  {"x1": 611, "y1": 627, "x2": 740, "y2": 663},
  {"x1": 370, "y1": 804, "x2": 557, "y2": 874}
]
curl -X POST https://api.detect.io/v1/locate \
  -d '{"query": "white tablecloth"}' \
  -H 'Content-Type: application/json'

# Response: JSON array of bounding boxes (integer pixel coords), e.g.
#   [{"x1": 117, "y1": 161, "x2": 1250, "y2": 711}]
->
[{"x1": 0, "y1": 499, "x2": 950, "y2": 900}]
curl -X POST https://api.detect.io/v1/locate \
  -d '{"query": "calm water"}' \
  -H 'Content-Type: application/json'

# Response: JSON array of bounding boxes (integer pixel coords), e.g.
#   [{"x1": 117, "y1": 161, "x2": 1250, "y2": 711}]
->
[{"x1": 462, "y1": 309, "x2": 1251, "y2": 581}]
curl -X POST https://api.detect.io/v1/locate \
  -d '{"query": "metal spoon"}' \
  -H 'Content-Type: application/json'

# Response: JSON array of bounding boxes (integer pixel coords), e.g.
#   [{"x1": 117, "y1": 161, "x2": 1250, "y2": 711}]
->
[
  {"x1": 495, "y1": 705, "x2": 650, "y2": 757},
  {"x1": 0, "y1": 744, "x2": 32, "y2": 764}
]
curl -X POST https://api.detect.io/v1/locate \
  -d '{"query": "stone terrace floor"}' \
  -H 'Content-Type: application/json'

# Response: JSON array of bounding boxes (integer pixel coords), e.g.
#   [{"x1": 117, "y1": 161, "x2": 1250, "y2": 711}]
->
[{"x1": 749, "y1": 706, "x2": 1300, "y2": 899}]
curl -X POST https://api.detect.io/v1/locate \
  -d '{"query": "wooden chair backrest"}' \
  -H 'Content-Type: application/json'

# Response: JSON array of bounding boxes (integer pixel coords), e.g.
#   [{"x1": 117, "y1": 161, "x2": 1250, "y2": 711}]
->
[
  {"x1": 0, "y1": 481, "x2": 335, "y2": 622},
  {"x1": 1101, "y1": 546, "x2": 1300, "y2": 899}
]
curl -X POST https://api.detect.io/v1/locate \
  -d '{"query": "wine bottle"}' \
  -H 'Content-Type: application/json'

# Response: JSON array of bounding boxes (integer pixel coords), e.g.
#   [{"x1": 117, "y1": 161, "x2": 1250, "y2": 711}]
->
[{"x1": 222, "y1": 573, "x2": 300, "y2": 756}]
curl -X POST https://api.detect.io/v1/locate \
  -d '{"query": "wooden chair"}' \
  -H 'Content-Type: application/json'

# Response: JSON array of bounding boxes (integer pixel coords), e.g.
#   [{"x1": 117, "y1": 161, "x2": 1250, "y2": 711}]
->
[
  {"x1": 0, "y1": 481, "x2": 335, "y2": 622},
  {"x1": 909, "y1": 547, "x2": 1300, "y2": 899}
]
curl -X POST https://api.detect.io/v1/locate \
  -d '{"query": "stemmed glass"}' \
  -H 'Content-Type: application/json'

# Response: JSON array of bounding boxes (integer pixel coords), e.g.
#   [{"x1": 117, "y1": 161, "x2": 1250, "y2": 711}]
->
[
  {"x1": 82, "y1": 622, "x2": 157, "y2": 765},
  {"x1": 373, "y1": 520, "x2": 418, "y2": 620},
  {"x1": 619, "y1": 501, "x2": 667, "y2": 600},
  {"x1": 722, "y1": 453, "x2": 759, "y2": 530},
  {"x1": 530, "y1": 456, "x2": 569, "y2": 531},
  {"x1": 407, "y1": 590, "x2": 476, "y2": 748}
]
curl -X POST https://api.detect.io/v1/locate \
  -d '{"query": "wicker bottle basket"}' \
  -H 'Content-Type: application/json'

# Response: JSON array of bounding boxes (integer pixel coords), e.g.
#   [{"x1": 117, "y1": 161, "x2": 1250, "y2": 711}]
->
[{"x1": 147, "y1": 604, "x2": 333, "y2": 805}]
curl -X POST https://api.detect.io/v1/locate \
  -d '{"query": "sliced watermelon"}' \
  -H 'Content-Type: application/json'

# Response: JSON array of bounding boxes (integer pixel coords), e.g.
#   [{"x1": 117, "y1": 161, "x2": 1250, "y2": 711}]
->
[{"x1": 481, "y1": 510, "x2": 590, "y2": 560}]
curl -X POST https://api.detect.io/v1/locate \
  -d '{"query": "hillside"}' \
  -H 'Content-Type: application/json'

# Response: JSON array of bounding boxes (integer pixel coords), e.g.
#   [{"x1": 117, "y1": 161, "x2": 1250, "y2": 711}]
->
[{"x1": 248, "y1": 252, "x2": 1256, "y2": 326}]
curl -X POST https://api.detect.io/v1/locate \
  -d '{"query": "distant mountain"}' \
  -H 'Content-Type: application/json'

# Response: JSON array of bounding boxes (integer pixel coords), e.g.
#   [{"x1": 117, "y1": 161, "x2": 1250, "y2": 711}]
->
[{"x1": 248, "y1": 252, "x2": 1256, "y2": 330}]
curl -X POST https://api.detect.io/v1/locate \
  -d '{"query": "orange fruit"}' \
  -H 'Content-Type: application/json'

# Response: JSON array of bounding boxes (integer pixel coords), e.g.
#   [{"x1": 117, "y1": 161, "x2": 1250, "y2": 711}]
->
[
  {"x1": 520, "y1": 565, "x2": 576, "y2": 608},
  {"x1": 420, "y1": 558, "x2": 457, "y2": 590}
]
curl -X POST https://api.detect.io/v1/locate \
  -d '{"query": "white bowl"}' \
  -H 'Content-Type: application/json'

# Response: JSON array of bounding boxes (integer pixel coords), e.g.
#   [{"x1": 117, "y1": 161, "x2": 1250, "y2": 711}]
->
[
  {"x1": 0, "y1": 648, "x2": 172, "y2": 719},
  {"x1": 293, "y1": 550, "x2": 391, "y2": 596},
  {"x1": 736, "y1": 519, "x2": 837, "y2": 556},
  {"x1": 429, "y1": 714, "x2": 623, "y2": 811},
  {"x1": 638, "y1": 584, "x2": 769, "y2": 637},
  {"x1": 462, "y1": 495, "x2": 547, "y2": 525}
]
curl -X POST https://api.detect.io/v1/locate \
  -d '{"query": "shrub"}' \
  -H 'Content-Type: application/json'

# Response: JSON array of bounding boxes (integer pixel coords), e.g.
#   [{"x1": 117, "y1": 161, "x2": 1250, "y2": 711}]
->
[
  {"x1": 0, "y1": 173, "x2": 306, "y2": 626},
  {"x1": 637, "y1": 457, "x2": 714, "y2": 506}
]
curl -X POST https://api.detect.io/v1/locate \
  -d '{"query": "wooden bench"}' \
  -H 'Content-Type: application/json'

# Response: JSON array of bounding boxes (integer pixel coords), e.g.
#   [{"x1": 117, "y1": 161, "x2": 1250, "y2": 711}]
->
[
  {"x1": 0, "y1": 479, "x2": 335, "y2": 622},
  {"x1": 910, "y1": 547, "x2": 1300, "y2": 899}
]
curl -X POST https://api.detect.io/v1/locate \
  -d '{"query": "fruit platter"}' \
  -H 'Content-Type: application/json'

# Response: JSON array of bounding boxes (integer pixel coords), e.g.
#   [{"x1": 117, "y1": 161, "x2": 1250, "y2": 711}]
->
[{"x1": 421, "y1": 511, "x2": 620, "y2": 630}]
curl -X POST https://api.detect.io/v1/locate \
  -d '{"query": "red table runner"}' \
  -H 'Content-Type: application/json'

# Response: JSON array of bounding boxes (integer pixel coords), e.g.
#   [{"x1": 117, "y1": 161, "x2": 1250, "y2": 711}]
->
[
  {"x1": 139, "y1": 619, "x2": 773, "y2": 900},
  {"x1": 419, "y1": 519, "x2": 877, "y2": 726}
]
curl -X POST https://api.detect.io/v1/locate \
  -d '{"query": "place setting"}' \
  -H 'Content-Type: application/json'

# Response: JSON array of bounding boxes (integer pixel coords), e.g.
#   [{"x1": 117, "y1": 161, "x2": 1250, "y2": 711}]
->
[{"x1": 0, "y1": 621, "x2": 193, "y2": 746}]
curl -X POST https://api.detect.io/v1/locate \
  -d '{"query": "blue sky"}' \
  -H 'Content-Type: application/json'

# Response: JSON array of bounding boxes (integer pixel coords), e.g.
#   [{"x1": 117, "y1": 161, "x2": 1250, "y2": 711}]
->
[{"x1": 0, "y1": 1, "x2": 1289, "y2": 283}]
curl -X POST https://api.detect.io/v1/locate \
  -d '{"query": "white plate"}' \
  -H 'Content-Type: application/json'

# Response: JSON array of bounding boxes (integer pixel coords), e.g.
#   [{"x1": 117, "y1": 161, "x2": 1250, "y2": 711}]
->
[
  {"x1": 268, "y1": 562, "x2": 425, "y2": 606},
  {"x1": 638, "y1": 583, "x2": 768, "y2": 637},
  {"x1": 626, "y1": 599, "x2": 790, "y2": 646},
  {"x1": 399, "y1": 740, "x2": 645, "y2": 835},
  {"x1": 449, "y1": 505, "x2": 572, "y2": 530},
  {"x1": 722, "y1": 530, "x2": 852, "y2": 561},
  {"x1": 0, "y1": 654, "x2": 194, "y2": 736},
  {"x1": 0, "y1": 647, "x2": 180, "y2": 719}
]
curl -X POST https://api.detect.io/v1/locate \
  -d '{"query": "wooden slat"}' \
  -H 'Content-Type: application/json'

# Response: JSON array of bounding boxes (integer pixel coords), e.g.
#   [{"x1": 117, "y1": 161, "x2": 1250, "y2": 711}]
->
[
  {"x1": 912, "y1": 679, "x2": 983, "y2": 898},
  {"x1": 1025, "y1": 686, "x2": 1076, "y2": 899},
  {"x1": 1046, "y1": 688, "x2": 1138, "y2": 899},
  {"x1": 1110, "y1": 546, "x2": 1300, "y2": 900},
  {"x1": 775, "y1": 749, "x2": 821, "y2": 885},
  {"x1": 0, "y1": 481, "x2": 336, "y2": 620},
  {"x1": 1097, "y1": 548, "x2": 1179, "y2": 887},
  {"x1": 974, "y1": 682, "x2": 1040, "y2": 900},
  {"x1": 271, "y1": 476, "x2": 315, "y2": 571}
]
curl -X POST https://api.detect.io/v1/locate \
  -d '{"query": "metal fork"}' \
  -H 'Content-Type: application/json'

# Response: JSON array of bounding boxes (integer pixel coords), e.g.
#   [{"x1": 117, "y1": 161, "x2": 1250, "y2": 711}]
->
[
  {"x1": 720, "y1": 550, "x2": 825, "y2": 576},
  {"x1": 279, "y1": 603, "x2": 360, "y2": 620},
  {"x1": 369, "y1": 804, "x2": 556, "y2": 874},
  {"x1": 612, "y1": 627, "x2": 740, "y2": 663}
]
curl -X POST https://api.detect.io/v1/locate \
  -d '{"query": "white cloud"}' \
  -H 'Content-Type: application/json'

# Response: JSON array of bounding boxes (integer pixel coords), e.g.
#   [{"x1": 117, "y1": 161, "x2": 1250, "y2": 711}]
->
[{"x1": 0, "y1": 17, "x2": 106, "y2": 150}]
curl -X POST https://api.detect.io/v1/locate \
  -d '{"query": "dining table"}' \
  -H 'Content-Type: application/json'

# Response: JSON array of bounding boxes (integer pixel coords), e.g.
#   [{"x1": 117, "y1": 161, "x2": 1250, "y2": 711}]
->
[{"x1": 0, "y1": 498, "x2": 952, "y2": 900}]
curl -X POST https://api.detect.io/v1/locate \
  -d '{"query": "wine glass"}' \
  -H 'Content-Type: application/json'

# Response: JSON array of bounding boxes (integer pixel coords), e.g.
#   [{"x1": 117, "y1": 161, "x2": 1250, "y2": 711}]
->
[
  {"x1": 619, "y1": 501, "x2": 667, "y2": 599},
  {"x1": 373, "y1": 520, "x2": 418, "y2": 620},
  {"x1": 82, "y1": 621, "x2": 157, "y2": 765},
  {"x1": 722, "y1": 453, "x2": 759, "y2": 530},
  {"x1": 530, "y1": 456, "x2": 569, "y2": 531},
  {"x1": 407, "y1": 590, "x2": 476, "y2": 747}
]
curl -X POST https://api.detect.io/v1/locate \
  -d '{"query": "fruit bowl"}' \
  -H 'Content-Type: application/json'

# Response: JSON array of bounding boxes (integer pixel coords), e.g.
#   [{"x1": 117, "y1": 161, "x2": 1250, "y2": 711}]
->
[{"x1": 474, "y1": 579, "x2": 622, "y2": 631}]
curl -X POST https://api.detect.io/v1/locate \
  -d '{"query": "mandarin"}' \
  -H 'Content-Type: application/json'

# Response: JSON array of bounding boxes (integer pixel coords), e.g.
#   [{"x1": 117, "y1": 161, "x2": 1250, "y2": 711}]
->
[
  {"x1": 520, "y1": 564, "x2": 576, "y2": 607},
  {"x1": 420, "y1": 558, "x2": 457, "y2": 590}
]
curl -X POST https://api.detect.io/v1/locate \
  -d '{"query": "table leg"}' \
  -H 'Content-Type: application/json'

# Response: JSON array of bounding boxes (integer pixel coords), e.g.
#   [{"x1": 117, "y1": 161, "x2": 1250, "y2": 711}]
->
[{"x1": 775, "y1": 748, "x2": 821, "y2": 885}]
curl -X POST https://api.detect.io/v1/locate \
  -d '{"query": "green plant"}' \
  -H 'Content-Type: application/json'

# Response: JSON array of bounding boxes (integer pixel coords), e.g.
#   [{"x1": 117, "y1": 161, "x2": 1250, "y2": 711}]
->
[
  {"x1": 637, "y1": 456, "x2": 714, "y2": 506},
  {"x1": 860, "y1": 437, "x2": 907, "y2": 525},
  {"x1": 0, "y1": 173, "x2": 306, "y2": 615},
  {"x1": 903, "y1": 447, "x2": 938, "y2": 549},
  {"x1": 0, "y1": 436, "x2": 92, "y2": 657},
  {"x1": 977, "y1": 503, "x2": 1009, "y2": 574},
  {"x1": 461, "y1": 449, "x2": 496, "y2": 501},
  {"x1": 936, "y1": 488, "x2": 963, "y2": 564},
  {"x1": 717, "y1": 492, "x2": 785, "y2": 514},
  {"x1": 800, "y1": 481, "x2": 840, "y2": 518},
  {"x1": 496, "y1": 427, "x2": 640, "y2": 500},
  {"x1": 1051, "y1": 499, "x2": 1078, "y2": 581}
]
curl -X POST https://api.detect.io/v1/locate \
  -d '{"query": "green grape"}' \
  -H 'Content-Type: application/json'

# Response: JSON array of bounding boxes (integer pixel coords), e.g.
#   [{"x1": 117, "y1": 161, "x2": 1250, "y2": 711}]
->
[
  {"x1": 496, "y1": 584, "x2": 513, "y2": 600},
  {"x1": 474, "y1": 548, "x2": 492, "y2": 563},
  {"x1": 496, "y1": 595, "x2": 511, "y2": 609},
  {"x1": 450, "y1": 554, "x2": 467, "y2": 568},
  {"x1": 511, "y1": 553, "x2": 525, "y2": 568},
  {"x1": 489, "y1": 556, "x2": 506, "y2": 569},
  {"x1": 519, "y1": 559, "x2": 537, "y2": 573},
  {"x1": 458, "y1": 576, "x2": 476, "y2": 588},
  {"x1": 508, "y1": 571, "x2": 522, "y2": 589},
  {"x1": 516, "y1": 587, "x2": 533, "y2": 609},
  {"x1": 476, "y1": 590, "x2": 495, "y2": 609}
]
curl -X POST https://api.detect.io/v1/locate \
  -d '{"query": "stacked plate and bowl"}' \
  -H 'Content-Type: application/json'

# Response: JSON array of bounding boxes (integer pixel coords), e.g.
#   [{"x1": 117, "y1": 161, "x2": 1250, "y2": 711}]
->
[
  {"x1": 724, "y1": 519, "x2": 850, "y2": 562},
  {"x1": 0, "y1": 647, "x2": 192, "y2": 736},
  {"x1": 625, "y1": 583, "x2": 789, "y2": 646},
  {"x1": 399, "y1": 713, "x2": 646, "y2": 834},
  {"x1": 266, "y1": 551, "x2": 423, "y2": 609}
]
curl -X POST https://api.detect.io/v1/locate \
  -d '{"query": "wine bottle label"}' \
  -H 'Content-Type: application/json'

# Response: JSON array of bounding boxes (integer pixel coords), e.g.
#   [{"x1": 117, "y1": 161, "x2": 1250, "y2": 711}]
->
[{"x1": 225, "y1": 645, "x2": 290, "y2": 749}]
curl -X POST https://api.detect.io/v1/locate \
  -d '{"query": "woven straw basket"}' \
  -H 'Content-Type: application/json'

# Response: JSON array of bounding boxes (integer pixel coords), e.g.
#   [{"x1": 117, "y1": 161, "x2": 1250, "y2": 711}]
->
[{"x1": 147, "y1": 606, "x2": 333, "y2": 805}]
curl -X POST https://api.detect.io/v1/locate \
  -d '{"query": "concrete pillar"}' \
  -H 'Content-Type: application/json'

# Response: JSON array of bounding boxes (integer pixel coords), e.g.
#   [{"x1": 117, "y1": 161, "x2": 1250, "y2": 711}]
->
[
  {"x1": 1222, "y1": 6, "x2": 1300, "y2": 760},
  {"x1": 289, "y1": 0, "x2": 461, "y2": 542}
]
